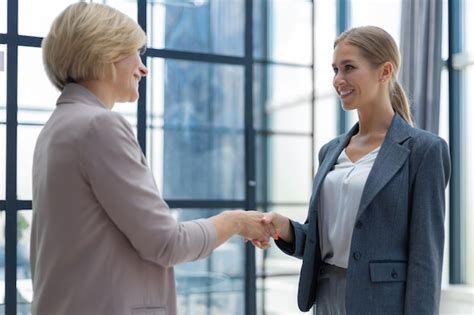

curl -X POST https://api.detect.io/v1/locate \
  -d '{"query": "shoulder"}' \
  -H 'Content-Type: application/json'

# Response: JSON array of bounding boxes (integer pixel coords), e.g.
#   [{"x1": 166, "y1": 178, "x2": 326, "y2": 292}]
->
[
  {"x1": 88, "y1": 110, "x2": 133, "y2": 137},
  {"x1": 408, "y1": 128, "x2": 448, "y2": 156}
]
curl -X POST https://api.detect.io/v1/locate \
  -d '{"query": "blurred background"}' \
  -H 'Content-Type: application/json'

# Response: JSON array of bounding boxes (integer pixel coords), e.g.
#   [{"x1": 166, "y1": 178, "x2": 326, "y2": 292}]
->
[{"x1": 0, "y1": 0, "x2": 473, "y2": 314}]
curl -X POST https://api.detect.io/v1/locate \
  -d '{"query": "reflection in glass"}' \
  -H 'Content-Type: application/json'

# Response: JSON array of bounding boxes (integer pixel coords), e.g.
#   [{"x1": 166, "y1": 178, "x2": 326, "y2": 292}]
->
[
  {"x1": 254, "y1": 64, "x2": 312, "y2": 133},
  {"x1": 147, "y1": 0, "x2": 244, "y2": 56},
  {"x1": 17, "y1": 126, "x2": 41, "y2": 200},
  {"x1": 18, "y1": 0, "x2": 77, "y2": 37},
  {"x1": 256, "y1": 135, "x2": 312, "y2": 204},
  {"x1": 253, "y1": 0, "x2": 312, "y2": 65},
  {"x1": 173, "y1": 209, "x2": 245, "y2": 315},
  {"x1": 147, "y1": 58, "x2": 245, "y2": 200},
  {"x1": 17, "y1": 210, "x2": 32, "y2": 314}
]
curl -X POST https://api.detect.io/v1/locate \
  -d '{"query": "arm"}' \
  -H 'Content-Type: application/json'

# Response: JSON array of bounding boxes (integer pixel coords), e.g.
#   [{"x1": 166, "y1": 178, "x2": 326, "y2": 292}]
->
[
  {"x1": 404, "y1": 138, "x2": 450, "y2": 314},
  {"x1": 81, "y1": 112, "x2": 270, "y2": 267}
]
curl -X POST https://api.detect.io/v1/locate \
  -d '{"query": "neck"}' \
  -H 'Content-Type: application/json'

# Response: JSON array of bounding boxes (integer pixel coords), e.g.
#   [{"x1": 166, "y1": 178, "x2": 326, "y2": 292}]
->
[
  {"x1": 356, "y1": 100, "x2": 395, "y2": 136},
  {"x1": 78, "y1": 80, "x2": 115, "y2": 109}
]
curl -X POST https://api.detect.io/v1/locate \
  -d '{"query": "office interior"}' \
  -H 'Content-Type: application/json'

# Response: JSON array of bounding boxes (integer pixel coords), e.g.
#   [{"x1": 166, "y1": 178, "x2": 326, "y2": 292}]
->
[{"x1": 0, "y1": 0, "x2": 473, "y2": 314}]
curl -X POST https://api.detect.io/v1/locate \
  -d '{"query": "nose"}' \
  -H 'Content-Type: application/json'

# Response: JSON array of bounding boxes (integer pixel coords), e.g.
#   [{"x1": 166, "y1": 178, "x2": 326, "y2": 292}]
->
[
  {"x1": 333, "y1": 72, "x2": 345, "y2": 90},
  {"x1": 139, "y1": 61, "x2": 148, "y2": 77}
]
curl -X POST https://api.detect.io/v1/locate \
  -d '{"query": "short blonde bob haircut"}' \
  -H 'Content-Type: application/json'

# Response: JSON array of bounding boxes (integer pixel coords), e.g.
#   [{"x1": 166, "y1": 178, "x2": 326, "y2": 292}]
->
[{"x1": 42, "y1": 2, "x2": 146, "y2": 91}]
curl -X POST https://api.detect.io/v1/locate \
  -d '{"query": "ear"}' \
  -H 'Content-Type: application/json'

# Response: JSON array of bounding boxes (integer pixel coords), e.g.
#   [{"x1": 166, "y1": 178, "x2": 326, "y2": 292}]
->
[{"x1": 379, "y1": 61, "x2": 394, "y2": 83}]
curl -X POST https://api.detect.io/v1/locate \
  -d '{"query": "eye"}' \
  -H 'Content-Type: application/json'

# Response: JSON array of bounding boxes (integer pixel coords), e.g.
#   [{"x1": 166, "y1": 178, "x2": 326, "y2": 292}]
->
[
  {"x1": 138, "y1": 45, "x2": 147, "y2": 55},
  {"x1": 332, "y1": 66, "x2": 338, "y2": 74},
  {"x1": 344, "y1": 64, "x2": 354, "y2": 71}
]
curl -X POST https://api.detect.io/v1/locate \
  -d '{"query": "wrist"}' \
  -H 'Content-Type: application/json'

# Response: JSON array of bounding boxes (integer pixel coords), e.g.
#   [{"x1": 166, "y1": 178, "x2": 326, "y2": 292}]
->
[{"x1": 224, "y1": 210, "x2": 244, "y2": 235}]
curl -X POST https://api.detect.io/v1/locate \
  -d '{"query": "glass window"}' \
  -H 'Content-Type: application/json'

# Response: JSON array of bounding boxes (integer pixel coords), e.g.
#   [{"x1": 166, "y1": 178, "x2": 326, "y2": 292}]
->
[
  {"x1": 253, "y1": 0, "x2": 312, "y2": 65},
  {"x1": 1, "y1": 45, "x2": 5, "y2": 200},
  {"x1": 0, "y1": 211, "x2": 4, "y2": 309},
  {"x1": 257, "y1": 276, "x2": 304, "y2": 315},
  {"x1": 174, "y1": 209, "x2": 245, "y2": 315},
  {"x1": 18, "y1": 0, "x2": 77, "y2": 37},
  {"x1": 254, "y1": 64, "x2": 313, "y2": 133},
  {"x1": 0, "y1": 0, "x2": 5, "y2": 34},
  {"x1": 113, "y1": 101, "x2": 138, "y2": 134},
  {"x1": 350, "y1": 0, "x2": 402, "y2": 45},
  {"x1": 314, "y1": 97, "x2": 337, "y2": 164},
  {"x1": 256, "y1": 135, "x2": 312, "y2": 204},
  {"x1": 17, "y1": 47, "x2": 57, "y2": 125},
  {"x1": 147, "y1": 58, "x2": 245, "y2": 200},
  {"x1": 314, "y1": 0, "x2": 338, "y2": 166},
  {"x1": 147, "y1": 0, "x2": 244, "y2": 56},
  {"x1": 104, "y1": 0, "x2": 137, "y2": 22},
  {"x1": 17, "y1": 210, "x2": 32, "y2": 313},
  {"x1": 17, "y1": 126, "x2": 41, "y2": 200},
  {"x1": 461, "y1": 66, "x2": 474, "y2": 285},
  {"x1": 256, "y1": 206, "x2": 308, "y2": 315},
  {"x1": 465, "y1": 0, "x2": 473, "y2": 53},
  {"x1": 460, "y1": 0, "x2": 474, "y2": 286}
]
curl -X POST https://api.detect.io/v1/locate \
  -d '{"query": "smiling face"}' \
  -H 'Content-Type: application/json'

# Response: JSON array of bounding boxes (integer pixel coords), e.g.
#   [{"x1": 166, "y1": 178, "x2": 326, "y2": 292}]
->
[
  {"x1": 112, "y1": 51, "x2": 148, "y2": 103},
  {"x1": 332, "y1": 42, "x2": 385, "y2": 111}
]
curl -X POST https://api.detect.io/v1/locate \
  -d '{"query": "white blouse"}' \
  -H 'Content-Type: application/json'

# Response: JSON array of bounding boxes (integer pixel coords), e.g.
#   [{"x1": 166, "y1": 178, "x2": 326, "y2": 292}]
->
[{"x1": 318, "y1": 146, "x2": 380, "y2": 268}]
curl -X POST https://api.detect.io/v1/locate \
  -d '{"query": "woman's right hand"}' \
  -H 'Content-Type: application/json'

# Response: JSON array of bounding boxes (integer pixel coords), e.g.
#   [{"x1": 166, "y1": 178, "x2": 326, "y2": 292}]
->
[{"x1": 261, "y1": 212, "x2": 294, "y2": 244}]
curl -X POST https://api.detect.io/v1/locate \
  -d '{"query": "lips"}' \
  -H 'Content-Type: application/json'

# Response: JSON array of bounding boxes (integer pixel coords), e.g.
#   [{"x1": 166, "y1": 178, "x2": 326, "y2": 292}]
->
[{"x1": 339, "y1": 89, "x2": 354, "y2": 98}]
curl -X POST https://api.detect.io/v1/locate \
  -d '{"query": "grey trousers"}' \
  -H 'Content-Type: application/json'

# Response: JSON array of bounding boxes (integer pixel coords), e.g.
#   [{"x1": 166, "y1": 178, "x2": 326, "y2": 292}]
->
[{"x1": 314, "y1": 263, "x2": 347, "y2": 315}]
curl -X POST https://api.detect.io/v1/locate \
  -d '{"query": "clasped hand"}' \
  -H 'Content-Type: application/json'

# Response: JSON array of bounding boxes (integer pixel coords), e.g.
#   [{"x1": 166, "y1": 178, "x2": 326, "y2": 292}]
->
[{"x1": 238, "y1": 212, "x2": 286, "y2": 249}]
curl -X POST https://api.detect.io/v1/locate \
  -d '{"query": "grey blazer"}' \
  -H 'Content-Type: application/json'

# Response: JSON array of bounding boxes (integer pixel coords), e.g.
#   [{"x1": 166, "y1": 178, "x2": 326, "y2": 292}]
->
[
  {"x1": 277, "y1": 113, "x2": 451, "y2": 314},
  {"x1": 31, "y1": 83, "x2": 216, "y2": 315}
]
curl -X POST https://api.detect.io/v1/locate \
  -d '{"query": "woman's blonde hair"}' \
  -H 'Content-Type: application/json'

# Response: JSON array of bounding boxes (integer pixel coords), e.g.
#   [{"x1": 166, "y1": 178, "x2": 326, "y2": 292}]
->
[
  {"x1": 42, "y1": 2, "x2": 146, "y2": 91},
  {"x1": 334, "y1": 26, "x2": 414, "y2": 126}
]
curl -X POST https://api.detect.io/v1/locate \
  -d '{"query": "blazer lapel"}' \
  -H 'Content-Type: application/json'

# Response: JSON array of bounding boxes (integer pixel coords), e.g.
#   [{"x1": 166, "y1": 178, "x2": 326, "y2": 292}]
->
[
  {"x1": 356, "y1": 114, "x2": 412, "y2": 219},
  {"x1": 309, "y1": 124, "x2": 359, "y2": 211}
]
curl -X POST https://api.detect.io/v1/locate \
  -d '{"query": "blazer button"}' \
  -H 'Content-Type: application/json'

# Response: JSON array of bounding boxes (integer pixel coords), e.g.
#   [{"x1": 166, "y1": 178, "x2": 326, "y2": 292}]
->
[
  {"x1": 391, "y1": 270, "x2": 398, "y2": 279},
  {"x1": 355, "y1": 221, "x2": 363, "y2": 229},
  {"x1": 353, "y1": 251, "x2": 361, "y2": 261}
]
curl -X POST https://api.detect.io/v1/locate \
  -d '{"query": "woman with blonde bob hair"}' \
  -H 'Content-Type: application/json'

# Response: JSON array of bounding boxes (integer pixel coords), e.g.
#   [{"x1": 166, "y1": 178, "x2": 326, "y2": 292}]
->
[
  {"x1": 260, "y1": 26, "x2": 450, "y2": 314},
  {"x1": 31, "y1": 3, "x2": 273, "y2": 315}
]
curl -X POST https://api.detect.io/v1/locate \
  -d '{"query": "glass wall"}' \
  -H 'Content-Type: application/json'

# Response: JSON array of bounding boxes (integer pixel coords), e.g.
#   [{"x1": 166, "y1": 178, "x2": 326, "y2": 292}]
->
[
  {"x1": 253, "y1": 1, "x2": 315, "y2": 314},
  {"x1": 461, "y1": 0, "x2": 474, "y2": 285},
  {"x1": 348, "y1": 0, "x2": 402, "y2": 129},
  {"x1": 0, "y1": 0, "x2": 315, "y2": 314}
]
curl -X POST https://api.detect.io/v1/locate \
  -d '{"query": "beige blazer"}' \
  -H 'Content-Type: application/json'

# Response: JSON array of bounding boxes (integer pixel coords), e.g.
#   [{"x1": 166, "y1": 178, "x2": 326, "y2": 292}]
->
[{"x1": 31, "y1": 83, "x2": 217, "y2": 315}]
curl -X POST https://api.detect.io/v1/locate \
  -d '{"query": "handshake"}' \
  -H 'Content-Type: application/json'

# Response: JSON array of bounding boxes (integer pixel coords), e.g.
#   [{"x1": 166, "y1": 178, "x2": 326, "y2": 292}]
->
[{"x1": 232, "y1": 210, "x2": 293, "y2": 249}]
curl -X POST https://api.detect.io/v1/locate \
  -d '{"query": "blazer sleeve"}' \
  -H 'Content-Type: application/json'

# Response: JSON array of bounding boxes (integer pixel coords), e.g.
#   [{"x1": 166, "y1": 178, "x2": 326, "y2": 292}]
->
[
  {"x1": 404, "y1": 137, "x2": 451, "y2": 314},
  {"x1": 80, "y1": 111, "x2": 216, "y2": 268},
  {"x1": 275, "y1": 141, "x2": 332, "y2": 258}
]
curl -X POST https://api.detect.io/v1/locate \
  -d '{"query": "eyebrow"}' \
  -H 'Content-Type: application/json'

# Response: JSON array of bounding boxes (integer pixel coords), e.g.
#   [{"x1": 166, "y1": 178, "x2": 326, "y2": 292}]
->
[{"x1": 331, "y1": 59, "x2": 356, "y2": 67}]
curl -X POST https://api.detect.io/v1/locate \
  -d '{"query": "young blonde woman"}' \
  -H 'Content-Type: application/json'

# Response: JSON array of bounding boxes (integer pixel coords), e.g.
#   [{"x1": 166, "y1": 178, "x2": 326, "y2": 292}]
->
[
  {"x1": 31, "y1": 3, "x2": 272, "y2": 315},
  {"x1": 261, "y1": 26, "x2": 450, "y2": 314}
]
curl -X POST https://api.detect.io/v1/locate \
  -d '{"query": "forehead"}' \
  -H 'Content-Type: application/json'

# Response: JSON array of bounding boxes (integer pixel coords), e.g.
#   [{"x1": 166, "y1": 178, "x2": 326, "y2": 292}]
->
[{"x1": 332, "y1": 42, "x2": 365, "y2": 64}]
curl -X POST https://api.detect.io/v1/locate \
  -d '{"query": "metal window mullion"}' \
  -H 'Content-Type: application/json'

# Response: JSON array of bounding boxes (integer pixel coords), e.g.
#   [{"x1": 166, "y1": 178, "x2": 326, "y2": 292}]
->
[
  {"x1": 448, "y1": 0, "x2": 463, "y2": 284},
  {"x1": 244, "y1": 1, "x2": 256, "y2": 315},
  {"x1": 336, "y1": 0, "x2": 349, "y2": 135},
  {"x1": 6, "y1": 0, "x2": 19, "y2": 313},
  {"x1": 137, "y1": 0, "x2": 147, "y2": 155}
]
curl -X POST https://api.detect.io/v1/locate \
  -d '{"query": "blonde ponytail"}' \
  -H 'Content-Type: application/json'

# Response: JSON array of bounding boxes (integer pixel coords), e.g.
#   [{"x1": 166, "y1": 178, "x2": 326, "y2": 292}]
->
[{"x1": 390, "y1": 80, "x2": 414, "y2": 126}]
